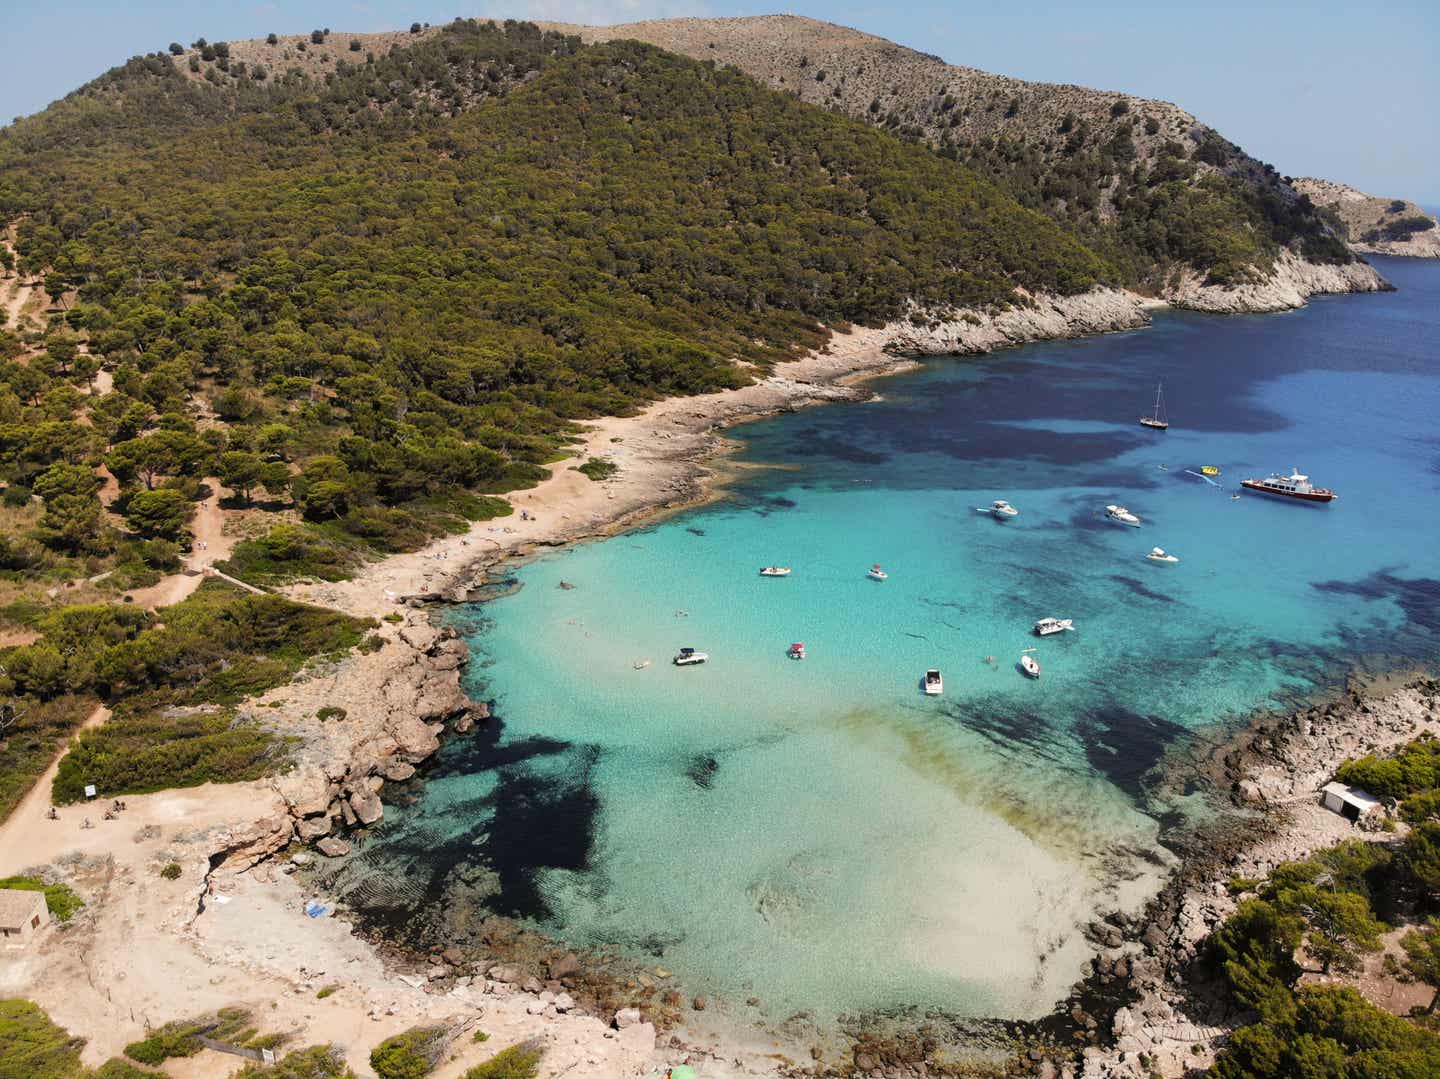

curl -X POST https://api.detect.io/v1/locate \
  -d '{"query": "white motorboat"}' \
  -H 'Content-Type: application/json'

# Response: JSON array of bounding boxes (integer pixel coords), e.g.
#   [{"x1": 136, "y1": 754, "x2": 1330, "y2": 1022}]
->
[
  {"x1": 923, "y1": 669, "x2": 943, "y2": 695},
  {"x1": 787, "y1": 642, "x2": 806, "y2": 660},
  {"x1": 976, "y1": 499, "x2": 1019, "y2": 519},
  {"x1": 867, "y1": 563, "x2": 888, "y2": 580},
  {"x1": 1033, "y1": 617, "x2": 1075, "y2": 636},
  {"x1": 673, "y1": 647, "x2": 709, "y2": 666},
  {"x1": 1020, "y1": 654, "x2": 1041, "y2": 678},
  {"x1": 759, "y1": 566, "x2": 792, "y2": 577},
  {"x1": 1146, "y1": 547, "x2": 1180, "y2": 564},
  {"x1": 1105, "y1": 504, "x2": 1142, "y2": 526}
]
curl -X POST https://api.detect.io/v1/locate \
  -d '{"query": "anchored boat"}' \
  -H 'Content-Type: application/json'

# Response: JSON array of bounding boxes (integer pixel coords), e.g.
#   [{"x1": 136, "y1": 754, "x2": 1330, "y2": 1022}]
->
[
  {"x1": 1146, "y1": 546, "x2": 1180, "y2": 564},
  {"x1": 1140, "y1": 382, "x2": 1169, "y2": 430},
  {"x1": 673, "y1": 647, "x2": 709, "y2": 666},
  {"x1": 923, "y1": 669, "x2": 943, "y2": 696},
  {"x1": 976, "y1": 499, "x2": 1019, "y2": 519},
  {"x1": 759, "y1": 566, "x2": 792, "y2": 577},
  {"x1": 1240, "y1": 468, "x2": 1337, "y2": 504},
  {"x1": 1105, "y1": 504, "x2": 1142, "y2": 526},
  {"x1": 1033, "y1": 617, "x2": 1075, "y2": 636},
  {"x1": 1020, "y1": 654, "x2": 1041, "y2": 678},
  {"x1": 867, "y1": 563, "x2": 889, "y2": 581},
  {"x1": 787, "y1": 642, "x2": 806, "y2": 660}
]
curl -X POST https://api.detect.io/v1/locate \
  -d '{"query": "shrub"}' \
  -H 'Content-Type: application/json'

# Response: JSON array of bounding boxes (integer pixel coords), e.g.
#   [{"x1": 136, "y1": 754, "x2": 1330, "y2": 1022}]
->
[
  {"x1": 310, "y1": 30, "x2": 325, "y2": 45},
  {"x1": 316, "y1": 707, "x2": 347, "y2": 722},
  {"x1": 0, "y1": 998, "x2": 86, "y2": 1078},
  {"x1": 463, "y1": 1041, "x2": 544, "y2": 1079},
  {"x1": 233, "y1": 1044, "x2": 354, "y2": 1078},
  {"x1": 316, "y1": 985, "x2": 339, "y2": 999},
  {"x1": 160, "y1": 862, "x2": 182, "y2": 880},
  {"x1": 0, "y1": 876, "x2": 84, "y2": 923},
  {"x1": 168, "y1": 43, "x2": 183, "y2": 56},
  {"x1": 575, "y1": 458, "x2": 618, "y2": 481},
  {"x1": 1110, "y1": 99, "x2": 1130, "y2": 116},
  {"x1": 410, "y1": 22, "x2": 422, "y2": 33},
  {"x1": 266, "y1": 33, "x2": 278, "y2": 45},
  {"x1": 370, "y1": 1026, "x2": 447, "y2": 1079},
  {"x1": 350, "y1": 39, "x2": 362, "y2": 52}
]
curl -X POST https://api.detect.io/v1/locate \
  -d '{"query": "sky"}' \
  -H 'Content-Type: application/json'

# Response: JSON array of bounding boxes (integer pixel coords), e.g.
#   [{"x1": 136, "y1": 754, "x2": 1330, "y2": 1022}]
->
[{"x1": 1, "y1": 0, "x2": 1435, "y2": 201}]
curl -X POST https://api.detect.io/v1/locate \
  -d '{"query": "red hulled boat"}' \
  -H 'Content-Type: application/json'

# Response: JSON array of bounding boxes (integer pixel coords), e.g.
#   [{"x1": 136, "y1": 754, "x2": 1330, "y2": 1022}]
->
[{"x1": 1240, "y1": 468, "x2": 1337, "y2": 503}]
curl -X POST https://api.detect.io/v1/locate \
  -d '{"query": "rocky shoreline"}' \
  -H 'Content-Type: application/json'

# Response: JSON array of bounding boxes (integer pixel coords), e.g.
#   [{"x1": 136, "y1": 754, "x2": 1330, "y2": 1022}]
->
[
  {"x1": 131, "y1": 273, "x2": 1411, "y2": 1076},
  {"x1": 1041, "y1": 673, "x2": 1440, "y2": 1079}
]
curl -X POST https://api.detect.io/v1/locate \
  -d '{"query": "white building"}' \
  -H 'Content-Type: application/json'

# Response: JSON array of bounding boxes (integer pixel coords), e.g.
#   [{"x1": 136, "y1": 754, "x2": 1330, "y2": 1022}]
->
[{"x1": 1319, "y1": 782, "x2": 1383, "y2": 823}]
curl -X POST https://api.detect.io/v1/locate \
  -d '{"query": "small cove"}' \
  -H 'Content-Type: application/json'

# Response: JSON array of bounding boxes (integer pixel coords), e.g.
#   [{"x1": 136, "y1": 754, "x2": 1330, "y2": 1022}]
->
[{"x1": 337, "y1": 257, "x2": 1440, "y2": 1024}]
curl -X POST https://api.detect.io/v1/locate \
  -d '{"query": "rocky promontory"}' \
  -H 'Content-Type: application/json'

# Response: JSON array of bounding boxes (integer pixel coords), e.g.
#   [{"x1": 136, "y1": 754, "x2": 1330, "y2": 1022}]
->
[{"x1": 1292, "y1": 178, "x2": 1440, "y2": 258}]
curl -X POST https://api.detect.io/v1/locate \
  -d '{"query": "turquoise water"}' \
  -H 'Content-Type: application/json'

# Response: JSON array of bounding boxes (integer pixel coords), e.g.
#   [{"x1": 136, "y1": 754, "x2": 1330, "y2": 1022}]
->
[{"x1": 341, "y1": 257, "x2": 1440, "y2": 1022}]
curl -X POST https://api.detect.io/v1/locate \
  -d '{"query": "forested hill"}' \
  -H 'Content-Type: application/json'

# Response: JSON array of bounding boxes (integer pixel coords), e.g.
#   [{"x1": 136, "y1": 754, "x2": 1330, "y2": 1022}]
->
[
  {"x1": 0, "y1": 20, "x2": 1110, "y2": 581},
  {"x1": 549, "y1": 15, "x2": 1359, "y2": 291}
]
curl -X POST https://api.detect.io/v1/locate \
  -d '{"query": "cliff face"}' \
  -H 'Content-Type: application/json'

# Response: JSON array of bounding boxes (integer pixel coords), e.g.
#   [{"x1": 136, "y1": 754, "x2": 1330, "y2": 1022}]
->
[
  {"x1": 543, "y1": 15, "x2": 1386, "y2": 309},
  {"x1": 1292, "y1": 178, "x2": 1440, "y2": 259}
]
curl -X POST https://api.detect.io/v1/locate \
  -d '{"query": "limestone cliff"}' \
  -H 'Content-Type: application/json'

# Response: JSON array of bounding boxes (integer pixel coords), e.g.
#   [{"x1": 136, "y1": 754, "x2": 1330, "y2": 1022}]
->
[{"x1": 1292, "y1": 177, "x2": 1440, "y2": 258}]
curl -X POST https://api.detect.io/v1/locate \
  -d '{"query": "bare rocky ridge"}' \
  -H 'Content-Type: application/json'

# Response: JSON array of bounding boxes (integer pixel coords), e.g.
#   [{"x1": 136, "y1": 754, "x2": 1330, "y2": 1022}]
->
[
  {"x1": 1291, "y1": 177, "x2": 1440, "y2": 258},
  {"x1": 540, "y1": 15, "x2": 1389, "y2": 311}
]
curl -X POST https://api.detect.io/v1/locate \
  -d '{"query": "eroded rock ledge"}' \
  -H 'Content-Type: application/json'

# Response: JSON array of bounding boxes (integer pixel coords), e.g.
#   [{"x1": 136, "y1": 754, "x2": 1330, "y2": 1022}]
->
[{"x1": 209, "y1": 620, "x2": 483, "y2": 871}]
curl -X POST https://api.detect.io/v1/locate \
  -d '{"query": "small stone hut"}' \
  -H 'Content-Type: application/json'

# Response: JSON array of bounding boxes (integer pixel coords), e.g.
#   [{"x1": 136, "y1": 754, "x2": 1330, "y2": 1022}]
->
[
  {"x1": 0, "y1": 889, "x2": 49, "y2": 946},
  {"x1": 1320, "y1": 781, "x2": 1383, "y2": 823}
]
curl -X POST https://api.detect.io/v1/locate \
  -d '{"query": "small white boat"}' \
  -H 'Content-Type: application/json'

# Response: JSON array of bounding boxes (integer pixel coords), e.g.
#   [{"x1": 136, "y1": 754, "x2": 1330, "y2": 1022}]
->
[
  {"x1": 673, "y1": 647, "x2": 709, "y2": 666},
  {"x1": 923, "y1": 669, "x2": 943, "y2": 695},
  {"x1": 975, "y1": 499, "x2": 1019, "y2": 519},
  {"x1": 1020, "y1": 654, "x2": 1041, "y2": 679},
  {"x1": 1033, "y1": 617, "x2": 1075, "y2": 636},
  {"x1": 1105, "y1": 504, "x2": 1142, "y2": 527},
  {"x1": 1146, "y1": 547, "x2": 1180, "y2": 565},
  {"x1": 759, "y1": 566, "x2": 792, "y2": 577},
  {"x1": 633, "y1": 659, "x2": 651, "y2": 670},
  {"x1": 867, "y1": 563, "x2": 888, "y2": 581},
  {"x1": 787, "y1": 641, "x2": 806, "y2": 660}
]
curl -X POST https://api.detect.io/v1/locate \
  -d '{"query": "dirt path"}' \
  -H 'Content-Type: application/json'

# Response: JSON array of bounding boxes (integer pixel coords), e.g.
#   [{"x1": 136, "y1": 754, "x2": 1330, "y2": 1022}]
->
[
  {"x1": 0, "y1": 701, "x2": 110, "y2": 860},
  {"x1": 122, "y1": 478, "x2": 238, "y2": 608},
  {"x1": 0, "y1": 229, "x2": 41, "y2": 329}
]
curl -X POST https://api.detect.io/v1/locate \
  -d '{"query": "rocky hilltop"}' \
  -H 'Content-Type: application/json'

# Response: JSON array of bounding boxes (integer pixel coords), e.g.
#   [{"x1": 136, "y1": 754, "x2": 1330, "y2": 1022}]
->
[
  {"x1": 542, "y1": 15, "x2": 1387, "y2": 309},
  {"x1": 1292, "y1": 177, "x2": 1440, "y2": 258}
]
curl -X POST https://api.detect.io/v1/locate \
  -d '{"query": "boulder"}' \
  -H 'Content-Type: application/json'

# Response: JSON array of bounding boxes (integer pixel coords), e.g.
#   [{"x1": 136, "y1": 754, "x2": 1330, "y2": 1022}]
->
[
  {"x1": 316, "y1": 836, "x2": 351, "y2": 857},
  {"x1": 349, "y1": 789, "x2": 384, "y2": 826},
  {"x1": 553, "y1": 992, "x2": 576, "y2": 1013},
  {"x1": 296, "y1": 816, "x2": 332, "y2": 840},
  {"x1": 382, "y1": 760, "x2": 417, "y2": 783},
  {"x1": 613, "y1": 1007, "x2": 643, "y2": 1029},
  {"x1": 549, "y1": 952, "x2": 581, "y2": 979},
  {"x1": 521, "y1": 976, "x2": 543, "y2": 994}
]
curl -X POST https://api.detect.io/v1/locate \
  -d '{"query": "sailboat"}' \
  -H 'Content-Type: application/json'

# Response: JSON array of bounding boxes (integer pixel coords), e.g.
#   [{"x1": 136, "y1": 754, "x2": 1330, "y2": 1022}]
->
[{"x1": 1140, "y1": 382, "x2": 1169, "y2": 431}]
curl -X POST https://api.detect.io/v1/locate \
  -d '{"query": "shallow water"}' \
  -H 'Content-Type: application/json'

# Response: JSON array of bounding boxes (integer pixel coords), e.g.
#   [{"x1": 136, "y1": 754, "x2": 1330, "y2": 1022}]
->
[{"x1": 343, "y1": 257, "x2": 1440, "y2": 1022}]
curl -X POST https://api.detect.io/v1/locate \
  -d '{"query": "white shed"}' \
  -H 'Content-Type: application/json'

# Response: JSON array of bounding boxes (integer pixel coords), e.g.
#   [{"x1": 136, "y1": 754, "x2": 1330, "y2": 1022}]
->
[
  {"x1": 1320, "y1": 782, "x2": 1383, "y2": 823},
  {"x1": 0, "y1": 889, "x2": 49, "y2": 947}
]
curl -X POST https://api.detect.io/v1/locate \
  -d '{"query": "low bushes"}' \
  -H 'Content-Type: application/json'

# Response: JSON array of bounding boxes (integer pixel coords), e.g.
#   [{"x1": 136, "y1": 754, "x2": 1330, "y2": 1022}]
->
[
  {"x1": 0, "y1": 875, "x2": 84, "y2": 923},
  {"x1": 370, "y1": 1026, "x2": 448, "y2": 1079},
  {"x1": 463, "y1": 1041, "x2": 545, "y2": 1079}
]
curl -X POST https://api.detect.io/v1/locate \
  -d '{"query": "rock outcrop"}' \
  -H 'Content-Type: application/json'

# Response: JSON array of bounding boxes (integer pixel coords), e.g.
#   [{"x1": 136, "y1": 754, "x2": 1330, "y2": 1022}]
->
[
  {"x1": 256, "y1": 620, "x2": 482, "y2": 850},
  {"x1": 1168, "y1": 250, "x2": 1391, "y2": 313},
  {"x1": 1292, "y1": 177, "x2": 1440, "y2": 258},
  {"x1": 884, "y1": 287, "x2": 1151, "y2": 355}
]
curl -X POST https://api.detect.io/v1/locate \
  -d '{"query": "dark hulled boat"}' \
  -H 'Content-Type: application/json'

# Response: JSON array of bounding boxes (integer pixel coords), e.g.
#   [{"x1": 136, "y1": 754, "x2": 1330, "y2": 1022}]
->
[{"x1": 1240, "y1": 469, "x2": 1337, "y2": 503}]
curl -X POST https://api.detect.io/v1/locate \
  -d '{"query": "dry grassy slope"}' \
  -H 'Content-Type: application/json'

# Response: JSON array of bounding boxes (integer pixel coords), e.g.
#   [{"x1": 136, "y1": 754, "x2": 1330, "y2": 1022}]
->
[
  {"x1": 167, "y1": 27, "x2": 442, "y2": 85},
  {"x1": 1291, "y1": 178, "x2": 1440, "y2": 258},
  {"x1": 540, "y1": 15, "x2": 1257, "y2": 207}
]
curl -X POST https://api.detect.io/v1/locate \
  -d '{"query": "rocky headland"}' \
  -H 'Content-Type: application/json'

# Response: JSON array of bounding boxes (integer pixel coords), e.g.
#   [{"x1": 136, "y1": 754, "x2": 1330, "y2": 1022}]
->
[{"x1": 1292, "y1": 178, "x2": 1440, "y2": 259}]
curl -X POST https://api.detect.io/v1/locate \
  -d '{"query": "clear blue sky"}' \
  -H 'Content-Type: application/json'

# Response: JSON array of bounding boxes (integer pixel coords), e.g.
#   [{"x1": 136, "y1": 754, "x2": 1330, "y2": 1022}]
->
[{"x1": 2, "y1": 1, "x2": 1436, "y2": 201}]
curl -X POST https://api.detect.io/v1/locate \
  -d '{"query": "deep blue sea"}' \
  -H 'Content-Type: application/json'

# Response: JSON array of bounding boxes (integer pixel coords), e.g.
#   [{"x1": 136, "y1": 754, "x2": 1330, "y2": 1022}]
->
[{"x1": 341, "y1": 257, "x2": 1440, "y2": 1023}]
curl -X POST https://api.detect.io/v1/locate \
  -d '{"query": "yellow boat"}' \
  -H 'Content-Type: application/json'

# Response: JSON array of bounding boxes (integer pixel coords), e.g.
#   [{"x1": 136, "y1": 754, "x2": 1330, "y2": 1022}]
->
[{"x1": 1200, "y1": 465, "x2": 1221, "y2": 476}]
